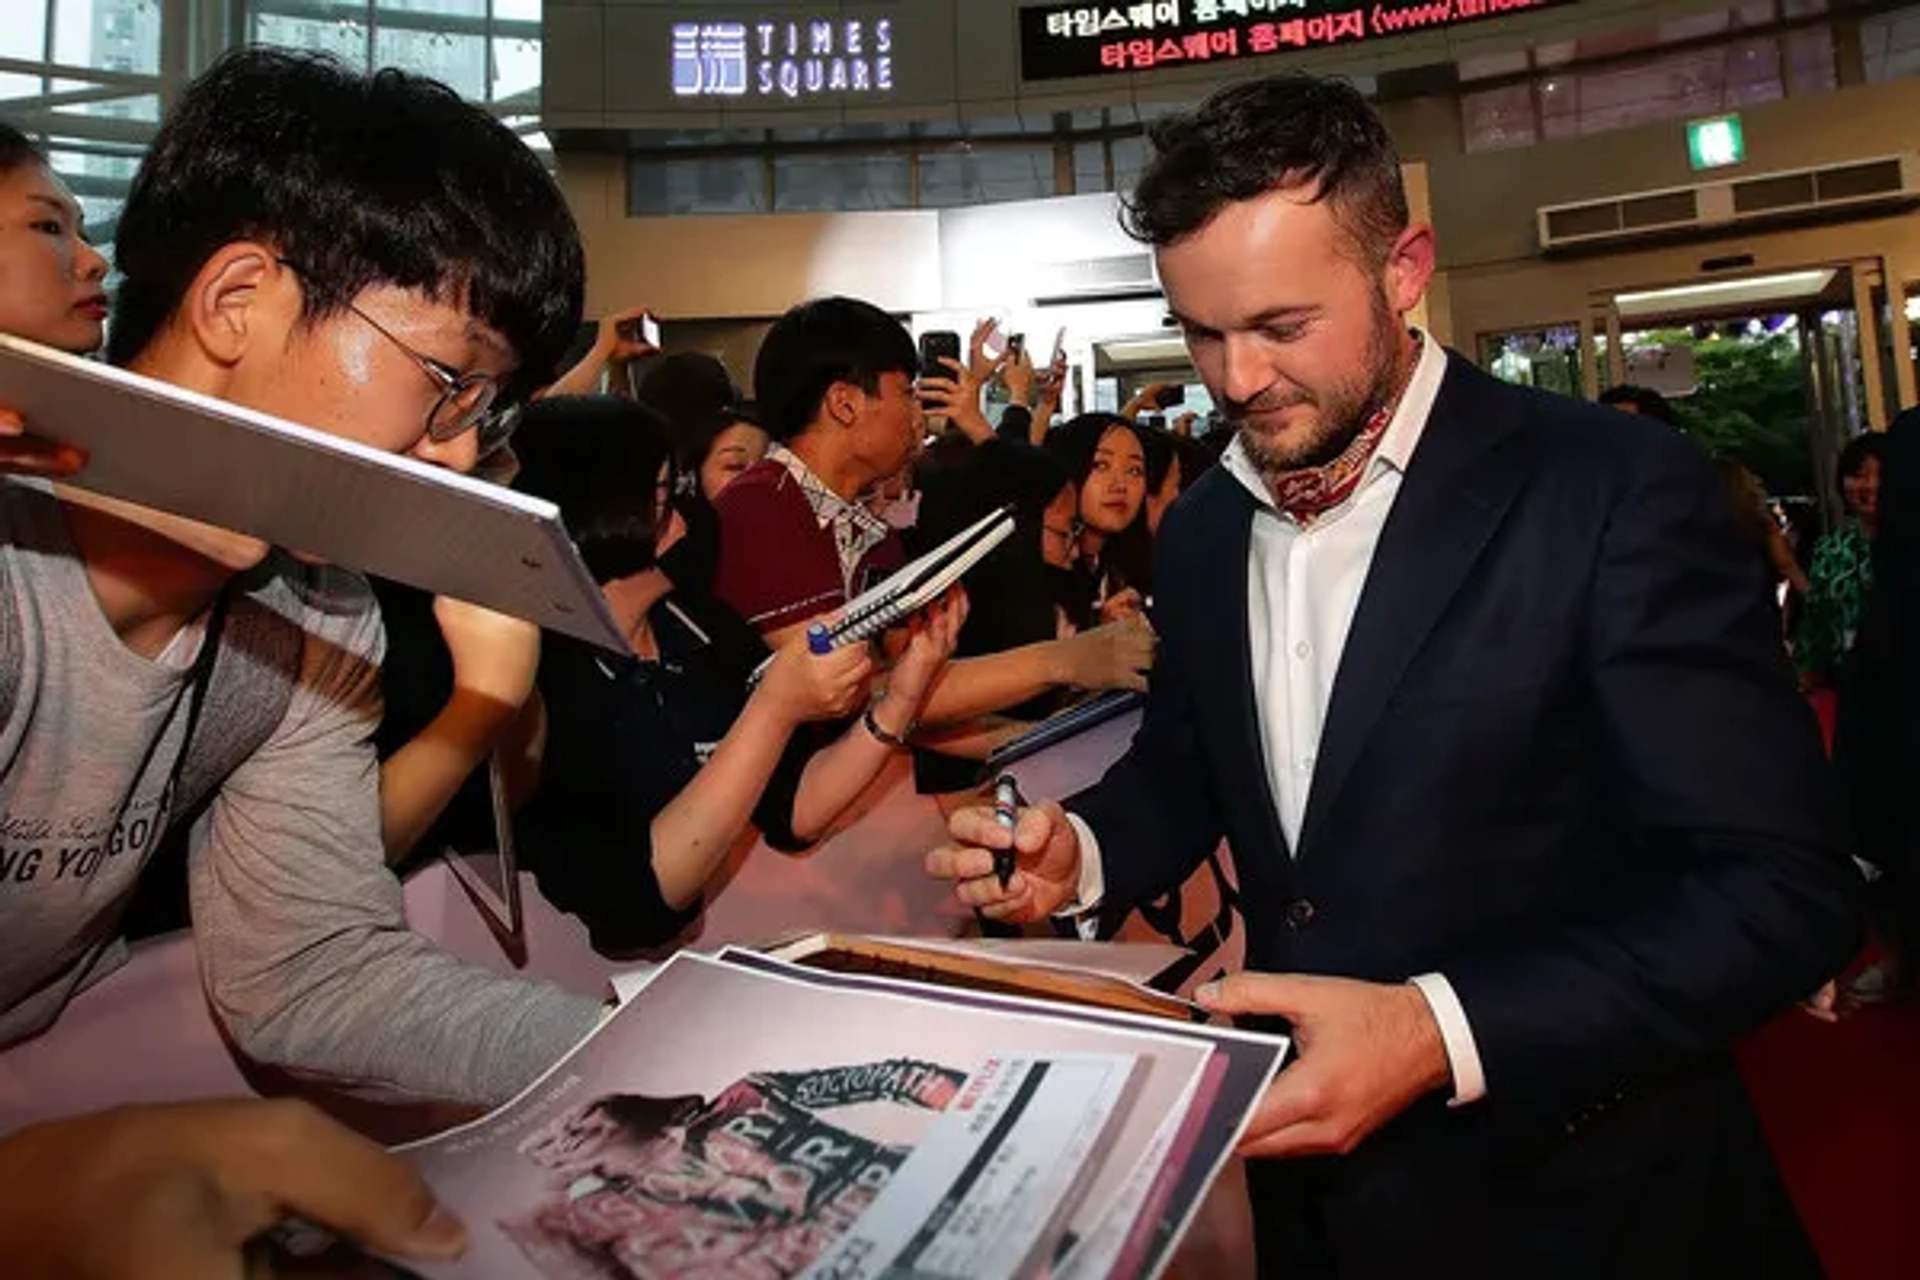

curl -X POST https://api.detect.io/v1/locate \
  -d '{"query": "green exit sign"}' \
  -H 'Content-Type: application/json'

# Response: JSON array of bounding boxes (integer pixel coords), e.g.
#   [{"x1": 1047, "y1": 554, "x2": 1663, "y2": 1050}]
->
[{"x1": 1688, "y1": 114, "x2": 1745, "y2": 170}]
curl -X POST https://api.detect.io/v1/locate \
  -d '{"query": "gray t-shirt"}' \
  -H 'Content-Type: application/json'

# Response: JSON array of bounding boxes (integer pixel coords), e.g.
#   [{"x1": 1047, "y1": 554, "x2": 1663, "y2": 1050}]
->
[{"x1": 0, "y1": 479, "x2": 602, "y2": 1105}]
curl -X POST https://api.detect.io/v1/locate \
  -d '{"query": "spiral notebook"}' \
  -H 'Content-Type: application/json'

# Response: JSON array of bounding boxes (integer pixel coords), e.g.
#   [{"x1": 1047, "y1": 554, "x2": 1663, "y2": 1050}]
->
[
  {"x1": 833, "y1": 503, "x2": 1014, "y2": 643},
  {"x1": 749, "y1": 504, "x2": 1014, "y2": 681}
]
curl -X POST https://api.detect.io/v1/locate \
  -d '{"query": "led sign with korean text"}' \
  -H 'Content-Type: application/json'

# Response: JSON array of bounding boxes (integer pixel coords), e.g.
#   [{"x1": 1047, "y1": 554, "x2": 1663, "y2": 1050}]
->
[
  {"x1": 1019, "y1": 0, "x2": 1578, "y2": 81},
  {"x1": 672, "y1": 18, "x2": 895, "y2": 100}
]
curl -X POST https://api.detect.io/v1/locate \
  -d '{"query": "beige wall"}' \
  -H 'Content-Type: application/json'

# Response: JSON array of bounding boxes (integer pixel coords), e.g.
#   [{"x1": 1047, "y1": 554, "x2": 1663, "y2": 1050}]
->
[
  {"x1": 1429, "y1": 77, "x2": 1920, "y2": 352},
  {"x1": 1432, "y1": 77, "x2": 1920, "y2": 274},
  {"x1": 562, "y1": 153, "x2": 944, "y2": 323}
]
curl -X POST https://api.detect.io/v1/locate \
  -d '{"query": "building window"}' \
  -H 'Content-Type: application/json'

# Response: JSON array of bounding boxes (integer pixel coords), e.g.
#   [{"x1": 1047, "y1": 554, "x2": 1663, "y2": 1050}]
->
[
  {"x1": 1109, "y1": 134, "x2": 1149, "y2": 195},
  {"x1": 772, "y1": 152, "x2": 913, "y2": 213},
  {"x1": 1072, "y1": 139, "x2": 1109, "y2": 194},
  {"x1": 917, "y1": 145, "x2": 1053, "y2": 209},
  {"x1": 246, "y1": 2, "x2": 542, "y2": 109},
  {"x1": 1862, "y1": 5, "x2": 1920, "y2": 83},
  {"x1": 1462, "y1": 7, "x2": 1838, "y2": 152},
  {"x1": 1463, "y1": 83, "x2": 1539, "y2": 151},
  {"x1": 628, "y1": 155, "x2": 767, "y2": 217}
]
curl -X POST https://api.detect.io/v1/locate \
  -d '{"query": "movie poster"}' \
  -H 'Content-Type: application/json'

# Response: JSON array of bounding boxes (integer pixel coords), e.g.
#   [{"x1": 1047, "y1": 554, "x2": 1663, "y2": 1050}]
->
[{"x1": 397, "y1": 955, "x2": 1221, "y2": 1280}]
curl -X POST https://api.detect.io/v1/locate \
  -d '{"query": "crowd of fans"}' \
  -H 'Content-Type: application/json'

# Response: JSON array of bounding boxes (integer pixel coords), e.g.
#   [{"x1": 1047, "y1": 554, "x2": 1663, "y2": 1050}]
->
[
  {"x1": 0, "y1": 47, "x2": 1194, "y2": 1271},
  {"x1": 0, "y1": 41, "x2": 1896, "y2": 1279}
]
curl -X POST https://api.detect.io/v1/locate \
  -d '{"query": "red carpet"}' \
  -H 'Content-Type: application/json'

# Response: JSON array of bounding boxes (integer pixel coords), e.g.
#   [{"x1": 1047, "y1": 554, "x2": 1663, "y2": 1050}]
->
[{"x1": 1738, "y1": 993, "x2": 1920, "y2": 1278}]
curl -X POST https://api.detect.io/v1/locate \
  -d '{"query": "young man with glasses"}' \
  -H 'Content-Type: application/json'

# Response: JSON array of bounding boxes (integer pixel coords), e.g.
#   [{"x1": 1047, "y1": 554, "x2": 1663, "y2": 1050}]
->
[{"x1": 0, "y1": 49, "x2": 605, "y2": 1108}]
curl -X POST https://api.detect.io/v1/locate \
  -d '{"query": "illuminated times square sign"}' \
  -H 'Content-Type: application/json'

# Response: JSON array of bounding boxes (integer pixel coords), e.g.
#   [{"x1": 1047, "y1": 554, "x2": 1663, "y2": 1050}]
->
[
  {"x1": 672, "y1": 18, "x2": 895, "y2": 100},
  {"x1": 1019, "y1": 0, "x2": 1578, "y2": 79}
]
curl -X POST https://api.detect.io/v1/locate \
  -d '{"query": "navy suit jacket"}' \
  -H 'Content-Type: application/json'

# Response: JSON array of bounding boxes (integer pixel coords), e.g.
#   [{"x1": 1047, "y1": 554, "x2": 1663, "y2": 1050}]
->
[{"x1": 1070, "y1": 354, "x2": 1858, "y2": 1277}]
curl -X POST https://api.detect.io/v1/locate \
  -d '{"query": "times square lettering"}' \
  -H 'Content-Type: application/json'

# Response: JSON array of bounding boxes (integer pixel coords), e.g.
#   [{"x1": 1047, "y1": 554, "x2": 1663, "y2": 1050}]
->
[{"x1": 671, "y1": 19, "x2": 895, "y2": 100}]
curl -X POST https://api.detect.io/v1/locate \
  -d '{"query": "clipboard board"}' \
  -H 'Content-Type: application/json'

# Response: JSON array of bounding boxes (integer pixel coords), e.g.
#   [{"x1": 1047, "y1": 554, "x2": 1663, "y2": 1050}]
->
[{"x1": 0, "y1": 335, "x2": 627, "y2": 652}]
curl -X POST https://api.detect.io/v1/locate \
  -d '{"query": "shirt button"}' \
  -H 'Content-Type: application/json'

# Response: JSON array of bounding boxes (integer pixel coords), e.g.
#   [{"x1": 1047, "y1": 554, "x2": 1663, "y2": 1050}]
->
[
  {"x1": 1285, "y1": 898, "x2": 1317, "y2": 929},
  {"x1": 1294, "y1": 641, "x2": 1311, "y2": 660}
]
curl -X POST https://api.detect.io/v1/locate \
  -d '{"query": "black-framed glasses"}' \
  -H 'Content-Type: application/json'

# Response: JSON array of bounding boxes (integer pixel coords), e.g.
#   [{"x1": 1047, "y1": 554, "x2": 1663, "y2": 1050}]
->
[
  {"x1": 277, "y1": 258, "x2": 512, "y2": 453},
  {"x1": 341, "y1": 299, "x2": 505, "y2": 447}
]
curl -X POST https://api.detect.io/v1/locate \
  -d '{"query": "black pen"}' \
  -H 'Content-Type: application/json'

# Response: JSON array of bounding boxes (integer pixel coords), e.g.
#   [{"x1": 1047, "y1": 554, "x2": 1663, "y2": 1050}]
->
[{"x1": 992, "y1": 773, "x2": 1022, "y2": 889}]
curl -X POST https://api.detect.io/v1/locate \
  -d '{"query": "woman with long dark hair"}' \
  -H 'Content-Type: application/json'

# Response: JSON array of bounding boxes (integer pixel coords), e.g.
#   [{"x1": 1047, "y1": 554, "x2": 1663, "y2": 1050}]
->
[{"x1": 1047, "y1": 413, "x2": 1155, "y2": 622}]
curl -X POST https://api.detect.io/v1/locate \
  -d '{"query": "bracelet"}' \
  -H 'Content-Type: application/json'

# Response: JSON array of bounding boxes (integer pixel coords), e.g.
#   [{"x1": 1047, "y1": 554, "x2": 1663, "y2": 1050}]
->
[{"x1": 863, "y1": 701, "x2": 916, "y2": 748}]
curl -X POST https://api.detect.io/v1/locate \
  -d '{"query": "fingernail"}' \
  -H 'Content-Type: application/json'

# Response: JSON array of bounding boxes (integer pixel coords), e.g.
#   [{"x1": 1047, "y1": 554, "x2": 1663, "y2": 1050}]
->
[
  {"x1": 1195, "y1": 982, "x2": 1221, "y2": 1005},
  {"x1": 408, "y1": 1206, "x2": 468, "y2": 1258}
]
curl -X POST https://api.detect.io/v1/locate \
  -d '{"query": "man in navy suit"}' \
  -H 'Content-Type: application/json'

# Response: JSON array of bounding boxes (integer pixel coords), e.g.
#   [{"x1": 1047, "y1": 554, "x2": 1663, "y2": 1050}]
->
[{"x1": 927, "y1": 75, "x2": 1857, "y2": 1278}]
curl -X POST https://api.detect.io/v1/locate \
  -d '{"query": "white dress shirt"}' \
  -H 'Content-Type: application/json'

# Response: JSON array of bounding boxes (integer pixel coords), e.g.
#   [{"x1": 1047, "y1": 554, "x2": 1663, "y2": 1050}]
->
[{"x1": 1063, "y1": 333, "x2": 1487, "y2": 1105}]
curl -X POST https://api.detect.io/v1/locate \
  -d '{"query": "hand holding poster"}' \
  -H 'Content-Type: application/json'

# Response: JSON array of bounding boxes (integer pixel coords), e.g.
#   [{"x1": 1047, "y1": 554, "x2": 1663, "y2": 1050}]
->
[{"x1": 385, "y1": 952, "x2": 1284, "y2": 1280}]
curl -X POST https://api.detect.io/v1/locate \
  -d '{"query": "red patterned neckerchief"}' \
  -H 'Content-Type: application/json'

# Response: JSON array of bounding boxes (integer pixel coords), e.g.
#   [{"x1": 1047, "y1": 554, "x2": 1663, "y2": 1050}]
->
[{"x1": 1265, "y1": 361, "x2": 1414, "y2": 524}]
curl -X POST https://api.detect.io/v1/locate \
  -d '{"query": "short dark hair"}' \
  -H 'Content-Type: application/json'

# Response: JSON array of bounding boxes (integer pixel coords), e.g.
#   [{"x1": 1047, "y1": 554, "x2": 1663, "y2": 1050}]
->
[
  {"x1": 1836, "y1": 431, "x2": 1887, "y2": 500},
  {"x1": 108, "y1": 49, "x2": 584, "y2": 402},
  {"x1": 1599, "y1": 384, "x2": 1679, "y2": 427},
  {"x1": 0, "y1": 123, "x2": 46, "y2": 178},
  {"x1": 752, "y1": 296, "x2": 917, "y2": 443},
  {"x1": 635, "y1": 350, "x2": 745, "y2": 473},
  {"x1": 636, "y1": 351, "x2": 739, "y2": 430},
  {"x1": 1122, "y1": 74, "x2": 1407, "y2": 266},
  {"x1": 512, "y1": 396, "x2": 676, "y2": 585}
]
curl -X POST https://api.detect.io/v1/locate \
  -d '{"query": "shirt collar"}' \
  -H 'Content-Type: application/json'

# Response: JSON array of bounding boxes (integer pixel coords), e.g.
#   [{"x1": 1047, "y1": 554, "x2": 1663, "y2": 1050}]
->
[
  {"x1": 1223, "y1": 329, "x2": 1448, "y2": 513},
  {"x1": 766, "y1": 442, "x2": 889, "y2": 539}
]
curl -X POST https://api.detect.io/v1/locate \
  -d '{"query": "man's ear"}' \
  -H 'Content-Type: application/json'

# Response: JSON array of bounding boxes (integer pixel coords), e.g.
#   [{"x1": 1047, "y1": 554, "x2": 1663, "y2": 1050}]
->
[
  {"x1": 1383, "y1": 223, "x2": 1436, "y2": 320},
  {"x1": 824, "y1": 381, "x2": 861, "y2": 428},
  {"x1": 178, "y1": 242, "x2": 294, "y2": 369}
]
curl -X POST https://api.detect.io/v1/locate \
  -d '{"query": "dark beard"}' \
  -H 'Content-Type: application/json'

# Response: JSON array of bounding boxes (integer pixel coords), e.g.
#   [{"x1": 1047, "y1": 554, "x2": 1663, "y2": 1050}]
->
[{"x1": 1236, "y1": 302, "x2": 1407, "y2": 477}]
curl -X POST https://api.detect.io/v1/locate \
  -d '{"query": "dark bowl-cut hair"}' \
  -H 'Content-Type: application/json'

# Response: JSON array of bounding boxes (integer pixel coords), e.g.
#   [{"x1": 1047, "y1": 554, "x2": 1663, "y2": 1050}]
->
[
  {"x1": 107, "y1": 49, "x2": 584, "y2": 403},
  {"x1": 636, "y1": 351, "x2": 740, "y2": 434},
  {"x1": 0, "y1": 123, "x2": 46, "y2": 177},
  {"x1": 512, "y1": 396, "x2": 677, "y2": 586},
  {"x1": 633, "y1": 350, "x2": 751, "y2": 480},
  {"x1": 1121, "y1": 74, "x2": 1407, "y2": 268},
  {"x1": 753, "y1": 296, "x2": 918, "y2": 443}
]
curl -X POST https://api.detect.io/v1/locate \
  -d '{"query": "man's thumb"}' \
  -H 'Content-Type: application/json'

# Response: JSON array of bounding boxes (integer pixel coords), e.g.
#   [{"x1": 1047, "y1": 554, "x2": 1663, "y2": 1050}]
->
[{"x1": 1194, "y1": 971, "x2": 1313, "y2": 1018}]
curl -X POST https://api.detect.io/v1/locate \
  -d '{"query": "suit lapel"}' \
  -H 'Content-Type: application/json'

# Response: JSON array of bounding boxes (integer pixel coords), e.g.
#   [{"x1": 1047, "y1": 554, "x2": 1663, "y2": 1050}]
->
[{"x1": 1295, "y1": 356, "x2": 1531, "y2": 861}]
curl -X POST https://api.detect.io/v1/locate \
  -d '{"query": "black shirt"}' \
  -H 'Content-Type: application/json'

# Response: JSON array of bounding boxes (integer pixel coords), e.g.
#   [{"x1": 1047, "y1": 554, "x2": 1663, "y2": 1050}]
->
[
  {"x1": 910, "y1": 436, "x2": 1077, "y2": 794},
  {"x1": 515, "y1": 589, "x2": 820, "y2": 954}
]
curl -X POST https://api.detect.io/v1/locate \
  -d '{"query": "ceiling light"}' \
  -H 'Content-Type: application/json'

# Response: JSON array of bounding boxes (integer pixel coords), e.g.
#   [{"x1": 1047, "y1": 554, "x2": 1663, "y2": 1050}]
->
[{"x1": 1613, "y1": 270, "x2": 1835, "y2": 317}]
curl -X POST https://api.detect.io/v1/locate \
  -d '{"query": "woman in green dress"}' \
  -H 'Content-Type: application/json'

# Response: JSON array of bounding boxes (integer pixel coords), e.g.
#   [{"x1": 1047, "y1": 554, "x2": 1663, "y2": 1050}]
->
[{"x1": 1795, "y1": 433, "x2": 1885, "y2": 688}]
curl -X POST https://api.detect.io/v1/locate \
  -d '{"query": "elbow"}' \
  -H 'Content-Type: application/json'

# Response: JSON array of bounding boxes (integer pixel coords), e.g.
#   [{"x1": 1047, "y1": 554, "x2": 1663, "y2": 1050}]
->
[{"x1": 764, "y1": 819, "x2": 820, "y2": 853}]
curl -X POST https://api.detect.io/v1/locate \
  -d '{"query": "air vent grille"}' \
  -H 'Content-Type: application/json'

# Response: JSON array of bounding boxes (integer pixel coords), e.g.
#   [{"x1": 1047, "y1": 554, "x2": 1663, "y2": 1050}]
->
[{"x1": 1540, "y1": 154, "x2": 1919, "y2": 253}]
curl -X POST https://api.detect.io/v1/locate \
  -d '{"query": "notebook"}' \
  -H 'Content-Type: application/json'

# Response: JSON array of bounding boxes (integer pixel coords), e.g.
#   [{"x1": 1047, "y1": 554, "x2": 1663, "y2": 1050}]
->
[
  {"x1": 984, "y1": 689, "x2": 1147, "y2": 771},
  {"x1": 0, "y1": 334, "x2": 627, "y2": 652},
  {"x1": 749, "y1": 503, "x2": 1015, "y2": 682},
  {"x1": 830, "y1": 503, "x2": 1015, "y2": 644}
]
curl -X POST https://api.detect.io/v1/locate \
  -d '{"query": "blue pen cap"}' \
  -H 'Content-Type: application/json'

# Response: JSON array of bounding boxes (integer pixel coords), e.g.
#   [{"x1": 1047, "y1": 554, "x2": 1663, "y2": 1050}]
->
[{"x1": 807, "y1": 622, "x2": 833, "y2": 655}]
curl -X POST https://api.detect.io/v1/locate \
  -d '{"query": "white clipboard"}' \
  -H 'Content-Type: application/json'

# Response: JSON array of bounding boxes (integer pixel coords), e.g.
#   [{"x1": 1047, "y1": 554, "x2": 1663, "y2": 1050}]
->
[{"x1": 0, "y1": 335, "x2": 626, "y2": 652}]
